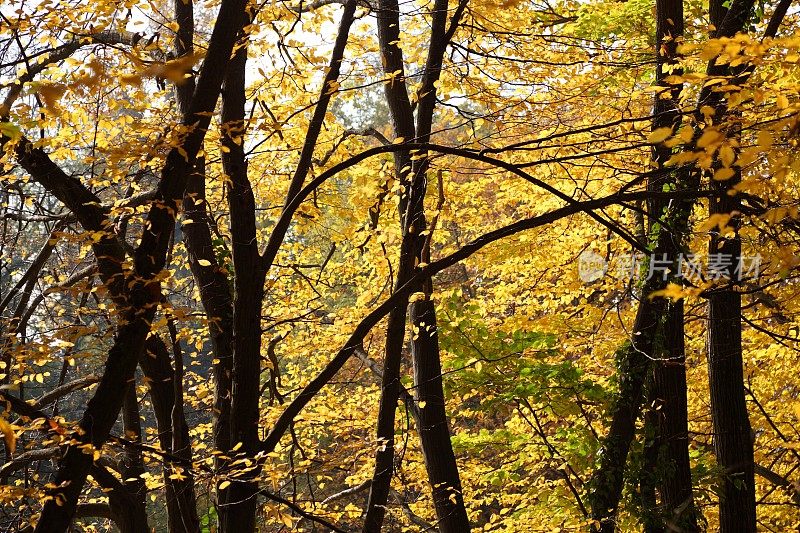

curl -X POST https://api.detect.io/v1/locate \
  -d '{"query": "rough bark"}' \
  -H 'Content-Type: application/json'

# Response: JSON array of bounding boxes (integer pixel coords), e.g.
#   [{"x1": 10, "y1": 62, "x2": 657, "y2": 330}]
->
[
  {"x1": 90, "y1": 464, "x2": 150, "y2": 533},
  {"x1": 588, "y1": 0, "x2": 766, "y2": 527},
  {"x1": 707, "y1": 134, "x2": 755, "y2": 533},
  {"x1": 410, "y1": 299, "x2": 470, "y2": 531},
  {"x1": 649, "y1": 0, "x2": 698, "y2": 528},
  {"x1": 404, "y1": 0, "x2": 471, "y2": 530},
  {"x1": 589, "y1": 296, "x2": 665, "y2": 533},
  {"x1": 653, "y1": 301, "x2": 697, "y2": 530},
  {"x1": 703, "y1": 0, "x2": 759, "y2": 529}
]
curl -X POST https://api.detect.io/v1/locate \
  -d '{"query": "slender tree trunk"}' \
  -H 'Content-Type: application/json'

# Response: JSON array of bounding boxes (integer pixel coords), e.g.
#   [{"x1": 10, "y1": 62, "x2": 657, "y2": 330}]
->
[
  {"x1": 141, "y1": 337, "x2": 201, "y2": 532},
  {"x1": 221, "y1": 31, "x2": 265, "y2": 532},
  {"x1": 362, "y1": 1, "x2": 419, "y2": 529},
  {"x1": 587, "y1": 0, "x2": 767, "y2": 526},
  {"x1": 120, "y1": 383, "x2": 150, "y2": 533},
  {"x1": 364, "y1": 0, "x2": 470, "y2": 530},
  {"x1": 707, "y1": 156, "x2": 755, "y2": 533},
  {"x1": 648, "y1": 0, "x2": 698, "y2": 528},
  {"x1": 410, "y1": 298, "x2": 470, "y2": 531},
  {"x1": 31, "y1": 1, "x2": 247, "y2": 526},
  {"x1": 169, "y1": 0, "x2": 236, "y2": 519},
  {"x1": 183, "y1": 155, "x2": 235, "y2": 517},
  {"x1": 699, "y1": 0, "x2": 794, "y2": 526},
  {"x1": 639, "y1": 370, "x2": 661, "y2": 532},
  {"x1": 34, "y1": 314, "x2": 156, "y2": 532},
  {"x1": 405, "y1": 0, "x2": 470, "y2": 529},
  {"x1": 703, "y1": 0, "x2": 758, "y2": 528},
  {"x1": 90, "y1": 465, "x2": 150, "y2": 533},
  {"x1": 363, "y1": 233, "x2": 418, "y2": 532},
  {"x1": 589, "y1": 295, "x2": 664, "y2": 532},
  {"x1": 652, "y1": 301, "x2": 697, "y2": 530}
]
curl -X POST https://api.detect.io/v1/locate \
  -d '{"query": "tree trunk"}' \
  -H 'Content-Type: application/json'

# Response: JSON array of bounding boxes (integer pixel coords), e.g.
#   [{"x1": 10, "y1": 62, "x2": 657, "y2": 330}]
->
[
  {"x1": 90, "y1": 465, "x2": 150, "y2": 533},
  {"x1": 169, "y1": 0, "x2": 236, "y2": 519},
  {"x1": 183, "y1": 155, "x2": 235, "y2": 518},
  {"x1": 120, "y1": 384, "x2": 150, "y2": 533},
  {"x1": 653, "y1": 301, "x2": 697, "y2": 530},
  {"x1": 589, "y1": 295, "x2": 664, "y2": 532},
  {"x1": 32, "y1": 1, "x2": 247, "y2": 526},
  {"x1": 141, "y1": 337, "x2": 201, "y2": 532},
  {"x1": 703, "y1": 0, "x2": 758, "y2": 528},
  {"x1": 362, "y1": 1, "x2": 420, "y2": 529},
  {"x1": 364, "y1": 0, "x2": 470, "y2": 530},
  {"x1": 648, "y1": 0, "x2": 698, "y2": 528},
  {"x1": 410, "y1": 298, "x2": 470, "y2": 531},
  {"x1": 707, "y1": 164, "x2": 755, "y2": 532},
  {"x1": 221, "y1": 30, "x2": 265, "y2": 532}
]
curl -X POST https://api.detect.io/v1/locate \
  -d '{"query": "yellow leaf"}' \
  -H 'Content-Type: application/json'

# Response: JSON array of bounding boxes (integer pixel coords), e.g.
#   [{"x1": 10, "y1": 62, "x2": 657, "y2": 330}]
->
[
  {"x1": 713, "y1": 167, "x2": 735, "y2": 181},
  {"x1": 219, "y1": 480, "x2": 231, "y2": 490},
  {"x1": 757, "y1": 130, "x2": 773, "y2": 149},
  {"x1": 38, "y1": 83, "x2": 67, "y2": 111},
  {"x1": 0, "y1": 418, "x2": 15, "y2": 454},
  {"x1": 0, "y1": 122, "x2": 21, "y2": 141},
  {"x1": 649, "y1": 283, "x2": 688, "y2": 302},
  {"x1": 197, "y1": 259, "x2": 212, "y2": 266},
  {"x1": 408, "y1": 292, "x2": 426, "y2": 302},
  {"x1": 697, "y1": 129, "x2": 722, "y2": 149},
  {"x1": 699, "y1": 213, "x2": 732, "y2": 232},
  {"x1": 777, "y1": 94, "x2": 789, "y2": 109},
  {"x1": 648, "y1": 127, "x2": 673, "y2": 144},
  {"x1": 719, "y1": 145, "x2": 736, "y2": 167}
]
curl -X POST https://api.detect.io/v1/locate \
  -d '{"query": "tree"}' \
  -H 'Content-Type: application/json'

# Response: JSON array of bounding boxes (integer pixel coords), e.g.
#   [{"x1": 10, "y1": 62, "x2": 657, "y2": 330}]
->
[{"x1": 1, "y1": 0, "x2": 800, "y2": 531}]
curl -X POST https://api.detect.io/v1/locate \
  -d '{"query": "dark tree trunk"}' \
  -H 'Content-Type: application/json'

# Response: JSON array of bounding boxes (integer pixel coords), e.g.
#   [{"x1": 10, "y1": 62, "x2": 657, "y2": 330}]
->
[
  {"x1": 648, "y1": 0, "x2": 698, "y2": 529},
  {"x1": 32, "y1": 0, "x2": 247, "y2": 527},
  {"x1": 587, "y1": 0, "x2": 768, "y2": 526},
  {"x1": 653, "y1": 301, "x2": 697, "y2": 530},
  {"x1": 364, "y1": 0, "x2": 470, "y2": 530},
  {"x1": 90, "y1": 465, "x2": 150, "y2": 533},
  {"x1": 707, "y1": 165, "x2": 755, "y2": 533},
  {"x1": 141, "y1": 337, "x2": 201, "y2": 532},
  {"x1": 120, "y1": 384, "x2": 150, "y2": 533},
  {"x1": 362, "y1": 1, "x2": 420, "y2": 529},
  {"x1": 221, "y1": 30, "x2": 264, "y2": 532},
  {"x1": 702, "y1": 0, "x2": 760, "y2": 528},
  {"x1": 404, "y1": 0, "x2": 470, "y2": 529},
  {"x1": 589, "y1": 295, "x2": 665, "y2": 532},
  {"x1": 699, "y1": 0, "x2": 794, "y2": 526},
  {"x1": 34, "y1": 315, "x2": 155, "y2": 533},
  {"x1": 182, "y1": 155, "x2": 235, "y2": 516},
  {"x1": 639, "y1": 371, "x2": 661, "y2": 532},
  {"x1": 169, "y1": 0, "x2": 236, "y2": 519},
  {"x1": 410, "y1": 299, "x2": 470, "y2": 531}
]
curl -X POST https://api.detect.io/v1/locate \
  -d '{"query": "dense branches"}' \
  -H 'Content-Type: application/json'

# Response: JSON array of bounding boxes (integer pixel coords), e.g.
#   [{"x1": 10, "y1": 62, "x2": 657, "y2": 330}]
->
[{"x1": 1, "y1": 0, "x2": 799, "y2": 531}]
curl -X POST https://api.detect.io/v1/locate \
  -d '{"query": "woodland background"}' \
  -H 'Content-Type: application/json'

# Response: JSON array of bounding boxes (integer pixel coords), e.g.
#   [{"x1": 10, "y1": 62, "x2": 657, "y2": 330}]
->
[{"x1": 1, "y1": 0, "x2": 800, "y2": 530}]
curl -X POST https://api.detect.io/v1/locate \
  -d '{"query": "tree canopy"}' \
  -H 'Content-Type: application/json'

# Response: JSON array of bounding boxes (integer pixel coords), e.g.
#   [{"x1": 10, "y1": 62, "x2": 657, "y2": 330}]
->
[{"x1": 1, "y1": 0, "x2": 799, "y2": 531}]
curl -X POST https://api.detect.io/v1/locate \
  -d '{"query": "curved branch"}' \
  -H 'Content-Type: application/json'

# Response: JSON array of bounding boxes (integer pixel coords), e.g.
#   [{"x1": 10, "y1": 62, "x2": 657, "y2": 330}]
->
[{"x1": 258, "y1": 186, "x2": 715, "y2": 455}]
